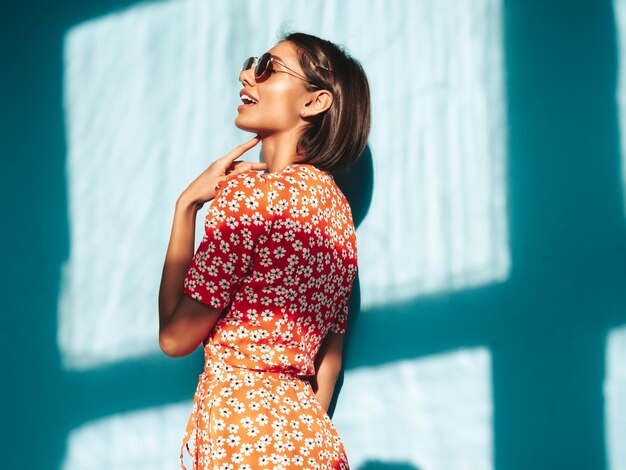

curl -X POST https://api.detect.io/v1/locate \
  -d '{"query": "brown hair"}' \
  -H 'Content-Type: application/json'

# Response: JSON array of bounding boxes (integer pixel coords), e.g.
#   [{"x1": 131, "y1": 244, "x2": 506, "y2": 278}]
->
[{"x1": 282, "y1": 32, "x2": 371, "y2": 173}]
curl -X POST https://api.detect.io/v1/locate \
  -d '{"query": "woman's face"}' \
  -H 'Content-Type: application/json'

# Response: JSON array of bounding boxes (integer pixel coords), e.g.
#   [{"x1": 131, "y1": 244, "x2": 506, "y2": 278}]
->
[{"x1": 235, "y1": 41, "x2": 311, "y2": 137}]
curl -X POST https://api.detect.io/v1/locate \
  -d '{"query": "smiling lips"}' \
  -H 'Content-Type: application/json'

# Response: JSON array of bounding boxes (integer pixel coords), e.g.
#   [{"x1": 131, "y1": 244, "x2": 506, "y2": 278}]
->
[{"x1": 239, "y1": 91, "x2": 258, "y2": 106}]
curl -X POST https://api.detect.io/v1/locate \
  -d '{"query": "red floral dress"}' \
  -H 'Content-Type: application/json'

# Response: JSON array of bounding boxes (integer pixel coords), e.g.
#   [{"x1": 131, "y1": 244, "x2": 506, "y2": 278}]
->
[{"x1": 180, "y1": 163, "x2": 358, "y2": 469}]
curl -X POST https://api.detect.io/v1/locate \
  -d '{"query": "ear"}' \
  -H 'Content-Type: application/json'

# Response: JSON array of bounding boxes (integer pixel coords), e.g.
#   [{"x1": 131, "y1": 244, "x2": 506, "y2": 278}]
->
[{"x1": 302, "y1": 89, "x2": 333, "y2": 117}]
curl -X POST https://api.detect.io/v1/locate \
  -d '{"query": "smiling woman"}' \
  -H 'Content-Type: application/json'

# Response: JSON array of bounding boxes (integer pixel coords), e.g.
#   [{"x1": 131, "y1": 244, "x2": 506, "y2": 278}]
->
[
  {"x1": 157, "y1": 31, "x2": 370, "y2": 469},
  {"x1": 236, "y1": 33, "x2": 370, "y2": 173}
]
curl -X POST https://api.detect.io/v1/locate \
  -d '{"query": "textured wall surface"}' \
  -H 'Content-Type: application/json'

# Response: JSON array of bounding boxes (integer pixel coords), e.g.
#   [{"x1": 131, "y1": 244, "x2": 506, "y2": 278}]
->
[{"x1": 3, "y1": 0, "x2": 626, "y2": 469}]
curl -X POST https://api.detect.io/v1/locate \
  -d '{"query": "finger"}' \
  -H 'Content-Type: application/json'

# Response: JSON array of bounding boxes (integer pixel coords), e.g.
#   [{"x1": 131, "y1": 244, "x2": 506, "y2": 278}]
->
[
  {"x1": 245, "y1": 162, "x2": 267, "y2": 171},
  {"x1": 227, "y1": 161, "x2": 248, "y2": 174},
  {"x1": 233, "y1": 160, "x2": 267, "y2": 170},
  {"x1": 230, "y1": 160, "x2": 247, "y2": 169},
  {"x1": 228, "y1": 160, "x2": 267, "y2": 176},
  {"x1": 222, "y1": 136, "x2": 261, "y2": 164},
  {"x1": 214, "y1": 175, "x2": 228, "y2": 184}
]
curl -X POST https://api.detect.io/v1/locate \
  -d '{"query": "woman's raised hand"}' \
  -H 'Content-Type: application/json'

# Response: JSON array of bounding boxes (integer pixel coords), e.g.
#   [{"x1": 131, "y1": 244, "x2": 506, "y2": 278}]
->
[{"x1": 179, "y1": 136, "x2": 265, "y2": 210}]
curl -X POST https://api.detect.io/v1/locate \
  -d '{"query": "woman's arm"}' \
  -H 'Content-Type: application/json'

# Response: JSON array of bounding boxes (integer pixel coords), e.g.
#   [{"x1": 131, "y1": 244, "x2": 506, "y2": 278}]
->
[
  {"x1": 310, "y1": 332, "x2": 344, "y2": 411},
  {"x1": 158, "y1": 136, "x2": 263, "y2": 357},
  {"x1": 158, "y1": 195, "x2": 222, "y2": 357}
]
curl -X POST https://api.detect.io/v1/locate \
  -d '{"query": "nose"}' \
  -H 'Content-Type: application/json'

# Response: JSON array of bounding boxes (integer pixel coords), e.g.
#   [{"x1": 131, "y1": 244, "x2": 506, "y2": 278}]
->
[{"x1": 239, "y1": 66, "x2": 256, "y2": 87}]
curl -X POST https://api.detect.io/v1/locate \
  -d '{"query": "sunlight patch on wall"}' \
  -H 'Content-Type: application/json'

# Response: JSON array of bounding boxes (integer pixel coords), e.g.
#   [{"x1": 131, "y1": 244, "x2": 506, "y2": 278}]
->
[
  {"x1": 59, "y1": 0, "x2": 246, "y2": 369},
  {"x1": 605, "y1": 323, "x2": 626, "y2": 470},
  {"x1": 59, "y1": 0, "x2": 506, "y2": 369},
  {"x1": 333, "y1": 348, "x2": 493, "y2": 470},
  {"x1": 62, "y1": 401, "x2": 192, "y2": 470},
  {"x1": 354, "y1": 0, "x2": 509, "y2": 308},
  {"x1": 615, "y1": 0, "x2": 626, "y2": 217}
]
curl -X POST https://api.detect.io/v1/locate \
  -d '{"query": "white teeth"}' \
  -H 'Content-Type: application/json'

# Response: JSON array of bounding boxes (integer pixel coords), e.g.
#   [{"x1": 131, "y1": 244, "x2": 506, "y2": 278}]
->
[{"x1": 241, "y1": 93, "x2": 257, "y2": 104}]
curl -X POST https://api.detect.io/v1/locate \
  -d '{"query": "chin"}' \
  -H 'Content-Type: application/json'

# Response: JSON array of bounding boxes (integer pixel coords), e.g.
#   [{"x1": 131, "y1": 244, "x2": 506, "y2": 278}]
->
[
  {"x1": 235, "y1": 116, "x2": 270, "y2": 137},
  {"x1": 235, "y1": 115, "x2": 257, "y2": 133}
]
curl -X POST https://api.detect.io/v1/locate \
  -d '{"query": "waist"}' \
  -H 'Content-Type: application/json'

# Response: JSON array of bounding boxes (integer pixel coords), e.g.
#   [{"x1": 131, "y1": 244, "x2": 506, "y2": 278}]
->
[
  {"x1": 201, "y1": 352, "x2": 308, "y2": 383},
  {"x1": 203, "y1": 340, "x2": 312, "y2": 379}
]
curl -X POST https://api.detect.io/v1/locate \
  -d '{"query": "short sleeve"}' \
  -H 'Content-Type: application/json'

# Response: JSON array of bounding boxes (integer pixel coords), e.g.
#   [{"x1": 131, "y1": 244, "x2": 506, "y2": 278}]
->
[
  {"x1": 329, "y1": 289, "x2": 353, "y2": 335},
  {"x1": 183, "y1": 172, "x2": 272, "y2": 310},
  {"x1": 327, "y1": 248, "x2": 357, "y2": 335},
  {"x1": 328, "y1": 298, "x2": 348, "y2": 334}
]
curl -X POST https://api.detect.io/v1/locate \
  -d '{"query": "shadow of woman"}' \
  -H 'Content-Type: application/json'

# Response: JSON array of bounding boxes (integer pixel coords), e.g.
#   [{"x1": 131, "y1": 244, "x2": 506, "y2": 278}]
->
[{"x1": 328, "y1": 144, "x2": 374, "y2": 417}]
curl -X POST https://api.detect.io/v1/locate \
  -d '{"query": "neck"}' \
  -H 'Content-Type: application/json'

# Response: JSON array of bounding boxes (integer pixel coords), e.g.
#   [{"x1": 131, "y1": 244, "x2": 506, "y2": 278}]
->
[{"x1": 261, "y1": 129, "x2": 302, "y2": 173}]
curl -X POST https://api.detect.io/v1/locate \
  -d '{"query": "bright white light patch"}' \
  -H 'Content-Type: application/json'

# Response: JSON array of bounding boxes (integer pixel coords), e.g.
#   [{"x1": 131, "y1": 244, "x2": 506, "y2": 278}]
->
[
  {"x1": 58, "y1": 0, "x2": 251, "y2": 369},
  {"x1": 605, "y1": 324, "x2": 626, "y2": 470},
  {"x1": 333, "y1": 348, "x2": 493, "y2": 470},
  {"x1": 615, "y1": 0, "x2": 626, "y2": 216},
  {"x1": 62, "y1": 401, "x2": 192, "y2": 470},
  {"x1": 354, "y1": 0, "x2": 509, "y2": 308}
]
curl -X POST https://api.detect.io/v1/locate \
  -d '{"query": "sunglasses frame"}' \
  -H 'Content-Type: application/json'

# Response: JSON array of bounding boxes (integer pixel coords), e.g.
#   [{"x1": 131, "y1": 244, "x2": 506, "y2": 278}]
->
[{"x1": 242, "y1": 52, "x2": 322, "y2": 88}]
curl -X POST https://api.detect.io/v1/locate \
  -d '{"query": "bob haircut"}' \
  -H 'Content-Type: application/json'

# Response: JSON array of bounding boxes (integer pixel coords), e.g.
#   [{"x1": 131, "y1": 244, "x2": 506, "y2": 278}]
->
[{"x1": 282, "y1": 32, "x2": 371, "y2": 173}]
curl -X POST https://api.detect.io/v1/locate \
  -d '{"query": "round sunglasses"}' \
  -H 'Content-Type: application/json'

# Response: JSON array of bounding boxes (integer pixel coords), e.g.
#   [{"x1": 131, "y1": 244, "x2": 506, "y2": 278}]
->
[{"x1": 241, "y1": 52, "x2": 324, "y2": 88}]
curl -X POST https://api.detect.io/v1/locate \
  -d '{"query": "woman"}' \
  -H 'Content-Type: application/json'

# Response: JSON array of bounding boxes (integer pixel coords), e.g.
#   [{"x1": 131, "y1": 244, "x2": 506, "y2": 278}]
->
[{"x1": 158, "y1": 32, "x2": 370, "y2": 469}]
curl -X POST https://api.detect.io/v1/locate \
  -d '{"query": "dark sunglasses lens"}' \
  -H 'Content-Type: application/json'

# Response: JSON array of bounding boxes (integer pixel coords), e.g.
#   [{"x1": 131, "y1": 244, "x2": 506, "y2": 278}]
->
[
  {"x1": 242, "y1": 57, "x2": 255, "y2": 72},
  {"x1": 255, "y1": 53, "x2": 272, "y2": 79}
]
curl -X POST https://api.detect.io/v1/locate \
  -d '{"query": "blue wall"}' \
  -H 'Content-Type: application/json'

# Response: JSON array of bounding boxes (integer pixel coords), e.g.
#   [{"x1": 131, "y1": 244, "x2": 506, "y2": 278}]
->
[{"x1": 2, "y1": 0, "x2": 626, "y2": 469}]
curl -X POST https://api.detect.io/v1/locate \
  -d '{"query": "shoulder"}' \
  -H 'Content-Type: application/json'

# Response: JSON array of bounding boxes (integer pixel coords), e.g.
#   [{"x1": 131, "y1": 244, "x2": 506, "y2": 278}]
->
[
  {"x1": 297, "y1": 165, "x2": 352, "y2": 211},
  {"x1": 270, "y1": 163, "x2": 336, "y2": 191},
  {"x1": 215, "y1": 170, "x2": 273, "y2": 199},
  {"x1": 211, "y1": 170, "x2": 275, "y2": 222}
]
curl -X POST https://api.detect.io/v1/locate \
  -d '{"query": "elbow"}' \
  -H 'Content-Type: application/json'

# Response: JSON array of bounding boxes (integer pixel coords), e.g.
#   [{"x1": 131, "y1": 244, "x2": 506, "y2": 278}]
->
[{"x1": 159, "y1": 330, "x2": 192, "y2": 358}]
